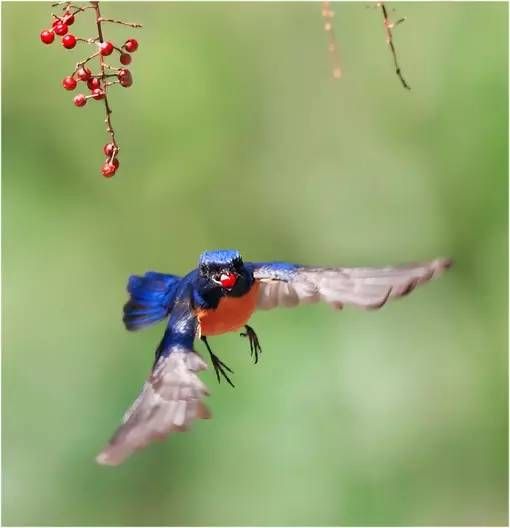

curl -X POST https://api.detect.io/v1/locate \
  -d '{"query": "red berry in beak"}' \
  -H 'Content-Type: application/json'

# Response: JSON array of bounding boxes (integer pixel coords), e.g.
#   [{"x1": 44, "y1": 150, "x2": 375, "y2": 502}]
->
[{"x1": 220, "y1": 273, "x2": 237, "y2": 288}]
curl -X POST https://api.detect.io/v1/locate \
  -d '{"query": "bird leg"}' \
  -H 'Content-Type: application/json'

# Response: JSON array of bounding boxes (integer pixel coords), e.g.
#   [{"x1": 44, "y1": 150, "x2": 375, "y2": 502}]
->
[
  {"x1": 201, "y1": 336, "x2": 235, "y2": 388},
  {"x1": 240, "y1": 325, "x2": 262, "y2": 364}
]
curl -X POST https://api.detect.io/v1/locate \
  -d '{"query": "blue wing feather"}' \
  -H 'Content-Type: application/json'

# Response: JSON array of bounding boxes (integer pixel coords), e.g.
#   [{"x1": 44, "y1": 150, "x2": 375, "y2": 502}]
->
[
  {"x1": 153, "y1": 290, "x2": 198, "y2": 364},
  {"x1": 247, "y1": 261, "x2": 298, "y2": 280},
  {"x1": 123, "y1": 271, "x2": 181, "y2": 331}
]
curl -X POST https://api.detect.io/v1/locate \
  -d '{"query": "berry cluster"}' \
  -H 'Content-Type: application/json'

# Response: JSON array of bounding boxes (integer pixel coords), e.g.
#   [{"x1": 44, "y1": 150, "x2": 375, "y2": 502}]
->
[{"x1": 39, "y1": 2, "x2": 142, "y2": 177}]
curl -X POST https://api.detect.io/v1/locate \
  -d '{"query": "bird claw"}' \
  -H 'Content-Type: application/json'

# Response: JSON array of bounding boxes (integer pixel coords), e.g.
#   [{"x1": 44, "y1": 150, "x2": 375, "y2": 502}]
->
[
  {"x1": 201, "y1": 336, "x2": 235, "y2": 388},
  {"x1": 240, "y1": 325, "x2": 262, "y2": 364},
  {"x1": 211, "y1": 354, "x2": 235, "y2": 388}
]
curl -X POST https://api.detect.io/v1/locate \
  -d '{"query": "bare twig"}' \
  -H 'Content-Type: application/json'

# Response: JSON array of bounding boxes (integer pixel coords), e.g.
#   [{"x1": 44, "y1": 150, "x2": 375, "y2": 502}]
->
[{"x1": 378, "y1": 2, "x2": 410, "y2": 90}]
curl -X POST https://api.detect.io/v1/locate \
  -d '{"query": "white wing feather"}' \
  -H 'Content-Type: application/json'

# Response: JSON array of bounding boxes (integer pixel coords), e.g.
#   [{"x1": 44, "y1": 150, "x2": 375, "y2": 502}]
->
[
  {"x1": 256, "y1": 258, "x2": 452, "y2": 311},
  {"x1": 96, "y1": 348, "x2": 210, "y2": 466}
]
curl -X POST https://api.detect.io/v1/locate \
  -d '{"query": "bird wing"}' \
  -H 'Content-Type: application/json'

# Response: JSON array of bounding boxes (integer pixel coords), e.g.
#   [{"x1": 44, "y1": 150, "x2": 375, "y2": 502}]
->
[
  {"x1": 251, "y1": 258, "x2": 452, "y2": 311},
  {"x1": 96, "y1": 297, "x2": 210, "y2": 466}
]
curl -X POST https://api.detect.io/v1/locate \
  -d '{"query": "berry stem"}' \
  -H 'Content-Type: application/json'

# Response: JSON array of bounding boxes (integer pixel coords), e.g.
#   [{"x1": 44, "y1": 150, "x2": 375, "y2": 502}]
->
[
  {"x1": 102, "y1": 64, "x2": 123, "y2": 71},
  {"x1": 91, "y1": 1, "x2": 119, "y2": 155},
  {"x1": 76, "y1": 37, "x2": 99, "y2": 44},
  {"x1": 91, "y1": 73, "x2": 118, "y2": 78},
  {"x1": 52, "y1": 3, "x2": 95, "y2": 17},
  {"x1": 98, "y1": 17, "x2": 143, "y2": 28},
  {"x1": 75, "y1": 50, "x2": 100, "y2": 69}
]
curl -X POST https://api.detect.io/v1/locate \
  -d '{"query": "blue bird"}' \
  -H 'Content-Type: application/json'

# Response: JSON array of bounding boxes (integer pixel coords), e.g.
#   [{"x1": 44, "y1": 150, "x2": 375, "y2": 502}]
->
[{"x1": 96, "y1": 249, "x2": 452, "y2": 465}]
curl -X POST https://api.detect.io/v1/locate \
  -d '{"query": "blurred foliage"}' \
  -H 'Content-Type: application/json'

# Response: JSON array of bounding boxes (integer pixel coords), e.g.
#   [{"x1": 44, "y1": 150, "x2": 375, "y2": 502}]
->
[{"x1": 2, "y1": 2, "x2": 508, "y2": 526}]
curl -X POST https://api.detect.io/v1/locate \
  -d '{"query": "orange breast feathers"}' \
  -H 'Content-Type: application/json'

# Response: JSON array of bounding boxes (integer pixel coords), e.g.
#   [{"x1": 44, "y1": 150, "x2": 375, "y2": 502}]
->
[{"x1": 197, "y1": 282, "x2": 260, "y2": 337}]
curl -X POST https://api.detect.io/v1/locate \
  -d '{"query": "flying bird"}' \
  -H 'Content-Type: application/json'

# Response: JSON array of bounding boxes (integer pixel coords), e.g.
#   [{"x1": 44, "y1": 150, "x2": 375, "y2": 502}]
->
[{"x1": 96, "y1": 249, "x2": 452, "y2": 465}]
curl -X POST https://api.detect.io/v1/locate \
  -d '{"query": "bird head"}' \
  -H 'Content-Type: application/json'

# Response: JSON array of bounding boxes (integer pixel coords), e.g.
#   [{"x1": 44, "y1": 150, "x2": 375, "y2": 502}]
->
[{"x1": 198, "y1": 249, "x2": 252, "y2": 301}]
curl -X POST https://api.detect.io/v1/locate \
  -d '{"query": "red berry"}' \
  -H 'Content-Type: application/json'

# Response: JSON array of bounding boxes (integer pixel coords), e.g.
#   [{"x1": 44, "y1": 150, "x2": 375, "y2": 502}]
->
[
  {"x1": 54, "y1": 22, "x2": 68, "y2": 36},
  {"x1": 73, "y1": 94, "x2": 87, "y2": 107},
  {"x1": 219, "y1": 272, "x2": 237, "y2": 288},
  {"x1": 91, "y1": 88, "x2": 104, "y2": 100},
  {"x1": 101, "y1": 162, "x2": 117, "y2": 177},
  {"x1": 118, "y1": 69, "x2": 133, "y2": 87},
  {"x1": 62, "y1": 34, "x2": 76, "y2": 49},
  {"x1": 124, "y1": 38, "x2": 138, "y2": 53},
  {"x1": 63, "y1": 11, "x2": 75, "y2": 25},
  {"x1": 40, "y1": 30, "x2": 55, "y2": 44},
  {"x1": 87, "y1": 77, "x2": 101, "y2": 90},
  {"x1": 62, "y1": 76, "x2": 77, "y2": 90},
  {"x1": 99, "y1": 41, "x2": 114, "y2": 56},
  {"x1": 112, "y1": 158, "x2": 120, "y2": 169},
  {"x1": 76, "y1": 67, "x2": 92, "y2": 81},
  {"x1": 103, "y1": 143, "x2": 116, "y2": 156},
  {"x1": 119, "y1": 53, "x2": 132, "y2": 65}
]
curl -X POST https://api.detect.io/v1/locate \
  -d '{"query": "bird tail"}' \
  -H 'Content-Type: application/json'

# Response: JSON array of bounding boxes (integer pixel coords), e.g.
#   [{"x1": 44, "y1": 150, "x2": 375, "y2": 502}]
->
[{"x1": 123, "y1": 272, "x2": 180, "y2": 331}]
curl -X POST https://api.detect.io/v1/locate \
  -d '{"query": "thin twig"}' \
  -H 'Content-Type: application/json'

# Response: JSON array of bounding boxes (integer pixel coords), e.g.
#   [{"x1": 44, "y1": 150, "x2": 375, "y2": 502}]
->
[
  {"x1": 378, "y1": 2, "x2": 410, "y2": 90},
  {"x1": 98, "y1": 17, "x2": 143, "y2": 28},
  {"x1": 91, "y1": 73, "x2": 118, "y2": 79},
  {"x1": 321, "y1": 1, "x2": 341, "y2": 79},
  {"x1": 102, "y1": 64, "x2": 123, "y2": 72},
  {"x1": 91, "y1": 1, "x2": 119, "y2": 155},
  {"x1": 76, "y1": 37, "x2": 99, "y2": 45},
  {"x1": 74, "y1": 50, "x2": 100, "y2": 70}
]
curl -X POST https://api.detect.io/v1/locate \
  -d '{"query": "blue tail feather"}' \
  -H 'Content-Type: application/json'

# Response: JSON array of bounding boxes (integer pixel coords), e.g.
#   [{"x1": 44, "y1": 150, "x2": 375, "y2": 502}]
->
[{"x1": 123, "y1": 271, "x2": 180, "y2": 331}]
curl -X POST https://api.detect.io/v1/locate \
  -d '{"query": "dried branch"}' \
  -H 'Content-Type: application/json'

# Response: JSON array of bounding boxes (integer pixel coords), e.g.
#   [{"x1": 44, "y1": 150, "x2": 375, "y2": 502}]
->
[{"x1": 378, "y1": 2, "x2": 410, "y2": 90}]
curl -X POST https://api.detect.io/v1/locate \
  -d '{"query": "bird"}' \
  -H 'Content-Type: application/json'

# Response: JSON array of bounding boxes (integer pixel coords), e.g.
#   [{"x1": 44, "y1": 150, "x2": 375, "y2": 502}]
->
[{"x1": 96, "y1": 249, "x2": 452, "y2": 466}]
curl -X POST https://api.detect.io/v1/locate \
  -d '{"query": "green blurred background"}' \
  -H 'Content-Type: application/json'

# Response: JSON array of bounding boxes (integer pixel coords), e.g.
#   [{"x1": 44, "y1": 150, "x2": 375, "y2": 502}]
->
[{"x1": 2, "y1": 2, "x2": 508, "y2": 526}]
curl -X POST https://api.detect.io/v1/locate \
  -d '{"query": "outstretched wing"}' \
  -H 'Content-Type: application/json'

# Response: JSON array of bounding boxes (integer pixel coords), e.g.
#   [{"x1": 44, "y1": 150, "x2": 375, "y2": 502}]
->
[
  {"x1": 251, "y1": 258, "x2": 452, "y2": 311},
  {"x1": 97, "y1": 298, "x2": 210, "y2": 466}
]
